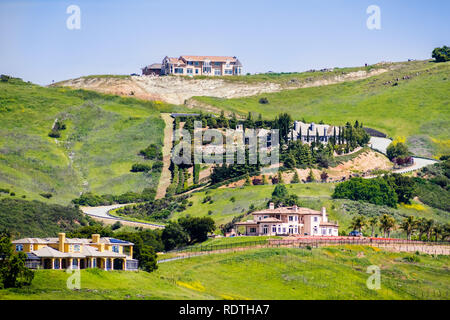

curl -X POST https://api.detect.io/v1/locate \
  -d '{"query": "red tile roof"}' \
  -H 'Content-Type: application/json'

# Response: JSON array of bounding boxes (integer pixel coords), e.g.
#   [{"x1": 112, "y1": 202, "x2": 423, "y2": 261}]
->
[{"x1": 180, "y1": 55, "x2": 237, "y2": 63}]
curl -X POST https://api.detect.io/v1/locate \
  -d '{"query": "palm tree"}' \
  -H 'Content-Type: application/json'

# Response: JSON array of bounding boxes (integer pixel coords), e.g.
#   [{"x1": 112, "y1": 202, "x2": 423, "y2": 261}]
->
[
  {"x1": 368, "y1": 217, "x2": 378, "y2": 237},
  {"x1": 442, "y1": 223, "x2": 450, "y2": 242},
  {"x1": 432, "y1": 223, "x2": 443, "y2": 242},
  {"x1": 350, "y1": 215, "x2": 366, "y2": 233},
  {"x1": 379, "y1": 214, "x2": 396, "y2": 238},
  {"x1": 417, "y1": 218, "x2": 428, "y2": 240},
  {"x1": 425, "y1": 219, "x2": 435, "y2": 241},
  {"x1": 400, "y1": 216, "x2": 417, "y2": 240}
]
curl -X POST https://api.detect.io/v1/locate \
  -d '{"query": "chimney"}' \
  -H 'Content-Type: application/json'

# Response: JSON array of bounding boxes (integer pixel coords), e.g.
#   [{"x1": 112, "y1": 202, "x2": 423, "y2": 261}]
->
[
  {"x1": 58, "y1": 233, "x2": 65, "y2": 252},
  {"x1": 269, "y1": 202, "x2": 275, "y2": 210},
  {"x1": 321, "y1": 207, "x2": 327, "y2": 223},
  {"x1": 92, "y1": 234, "x2": 100, "y2": 243},
  {"x1": 293, "y1": 204, "x2": 298, "y2": 212}
]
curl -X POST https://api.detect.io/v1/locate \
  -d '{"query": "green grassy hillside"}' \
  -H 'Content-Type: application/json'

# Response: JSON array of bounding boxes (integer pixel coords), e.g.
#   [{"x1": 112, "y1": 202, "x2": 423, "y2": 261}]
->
[
  {"x1": 174, "y1": 184, "x2": 448, "y2": 231},
  {"x1": 1, "y1": 246, "x2": 448, "y2": 300},
  {"x1": 0, "y1": 198, "x2": 88, "y2": 238},
  {"x1": 179, "y1": 64, "x2": 387, "y2": 84},
  {"x1": 175, "y1": 183, "x2": 334, "y2": 226},
  {"x1": 0, "y1": 78, "x2": 186, "y2": 204},
  {"x1": 108, "y1": 182, "x2": 448, "y2": 235},
  {"x1": 193, "y1": 60, "x2": 450, "y2": 158}
]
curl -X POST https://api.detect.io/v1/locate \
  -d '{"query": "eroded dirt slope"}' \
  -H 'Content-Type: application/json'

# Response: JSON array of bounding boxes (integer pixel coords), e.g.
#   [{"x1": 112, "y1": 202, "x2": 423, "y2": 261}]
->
[{"x1": 53, "y1": 68, "x2": 388, "y2": 105}]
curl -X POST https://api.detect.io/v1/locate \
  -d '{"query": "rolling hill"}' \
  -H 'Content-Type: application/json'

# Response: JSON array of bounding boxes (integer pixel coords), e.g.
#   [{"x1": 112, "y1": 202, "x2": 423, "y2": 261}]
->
[
  {"x1": 191, "y1": 60, "x2": 450, "y2": 158},
  {"x1": 1, "y1": 246, "x2": 448, "y2": 300},
  {"x1": 0, "y1": 77, "x2": 187, "y2": 204},
  {"x1": 0, "y1": 198, "x2": 88, "y2": 238},
  {"x1": 109, "y1": 182, "x2": 449, "y2": 235}
]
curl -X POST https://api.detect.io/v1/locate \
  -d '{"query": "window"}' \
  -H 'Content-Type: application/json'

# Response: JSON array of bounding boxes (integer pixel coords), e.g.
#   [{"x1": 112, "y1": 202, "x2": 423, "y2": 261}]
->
[
  {"x1": 16, "y1": 244, "x2": 23, "y2": 252},
  {"x1": 54, "y1": 259, "x2": 60, "y2": 270},
  {"x1": 203, "y1": 67, "x2": 211, "y2": 73},
  {"x1": 174, "y1": 68, "x2": 184, "y2": 74},
  {"x1": 74, "y1": 244, "x2": 80, "y2": 252},
  {"x1": 283, "y1": 228, "x2": 286, "y2": 233},
  {"x1": 187, "y1": 68, "x2": 193, "y2": 74},
  {"x1": 112, "y1": 245, "x2": 119, "y2": 253},
  {"x1": 250, "y1": 227, "x2": 256, "y2": 233},
  {"x1": 322, "y1": 228, "x2": 326, "y2": 235},
  {"x1": 214, "y1": 69, "x2": 221, "y2": 76},
  {"x1": 214, "y1": 62, "x2": 221, "y2": 66},
  {"x1": 194, "y1": 61, "x2": 199, "y2": 66},
  {"x1": 314, "y1": 217, "x2": 318, "y2": 222},
  {"x1": 289, "y1": 216, "x2": 293, "y2": 221},
  {"x1": 187, "y1": 61, "x2": 193, "y2": 65},
  {"x1": 30, "y1": 244, "x2": 34, "y2": 251},
  {"x1": 225, "y1": 69, "x2": 233, "y2": 75},
  {"x1": 329, "y1": 229, "x2": 332, "y2": 235},
  {"x1": 272, "y1": 226, "x2": 276, "y2": 233},
  {"x1": 195, "y1": 69, "x2": 199, "y2": 74}
]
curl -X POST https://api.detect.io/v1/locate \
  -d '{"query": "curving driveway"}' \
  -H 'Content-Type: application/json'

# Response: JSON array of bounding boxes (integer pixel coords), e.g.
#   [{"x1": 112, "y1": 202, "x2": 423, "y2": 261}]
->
[
  {"x1": 81, "y1": 204, "x2": 164, "y2": 229},
  {"x1": 369, "y1": 137, "x2": 438, "y2": 173}
]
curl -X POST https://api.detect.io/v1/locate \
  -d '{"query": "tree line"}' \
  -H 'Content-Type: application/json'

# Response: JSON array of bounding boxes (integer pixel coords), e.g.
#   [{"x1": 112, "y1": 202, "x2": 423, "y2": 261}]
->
[{"x1": 349, "y1": 214, "x2": 449, "y2": 241}]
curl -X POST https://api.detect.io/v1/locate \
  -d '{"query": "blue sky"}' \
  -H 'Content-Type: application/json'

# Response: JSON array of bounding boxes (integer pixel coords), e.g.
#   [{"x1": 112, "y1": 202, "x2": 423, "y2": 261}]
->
[{"x1": 0, "y1": 0, "x2": 449, "y2": 85}]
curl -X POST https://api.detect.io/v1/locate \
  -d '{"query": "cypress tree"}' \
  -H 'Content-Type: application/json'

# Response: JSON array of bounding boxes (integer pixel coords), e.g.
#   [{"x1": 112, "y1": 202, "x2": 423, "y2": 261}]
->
[
  {"x1": 333, "y1": 127, "x2": 337, "y2": 145},
  {"x1": 291, "y1": 171, "x2": 300, "y2": 183}
]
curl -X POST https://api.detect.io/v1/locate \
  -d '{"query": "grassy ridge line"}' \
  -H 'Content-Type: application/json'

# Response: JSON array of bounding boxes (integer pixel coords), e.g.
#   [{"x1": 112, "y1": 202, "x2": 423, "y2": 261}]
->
[
  {"x1": 1, "y1": 246, "x2": 448, "y2": 300},
  {"x1": 0, "y1": 79, "x2": 189, "y2": 204},
  {"x1": 173, "y1": 64, "x2": 388, "y2": 84},
  {"x1": 192, "y1": 60, "x2": 450, "y2": 158}
]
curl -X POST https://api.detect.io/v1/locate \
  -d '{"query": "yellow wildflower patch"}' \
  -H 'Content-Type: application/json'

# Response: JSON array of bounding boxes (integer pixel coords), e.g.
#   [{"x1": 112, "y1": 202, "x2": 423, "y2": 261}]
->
[
  {"x1": 393, "y1": 136, "x2": 406, "y2": 145},
  {"x1": 402, "y1": 203, "x2": 426, "y2": 211},
  {"x1": 176, "y1": 280, "x2": 206, "y2": 292}
]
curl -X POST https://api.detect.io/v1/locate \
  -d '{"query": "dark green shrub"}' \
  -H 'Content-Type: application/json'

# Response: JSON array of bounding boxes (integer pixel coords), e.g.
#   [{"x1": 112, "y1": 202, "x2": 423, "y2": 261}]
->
[
  {"x1": 131, "y1": 163, "x2": 152, "y2": 172},
  {"x1": 48, "y1": 130, "x2": 60, "y2": 138}
]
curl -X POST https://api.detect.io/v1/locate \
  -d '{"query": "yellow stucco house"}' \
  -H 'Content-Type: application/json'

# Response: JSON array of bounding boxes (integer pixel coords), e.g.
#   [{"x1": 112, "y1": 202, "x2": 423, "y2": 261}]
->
[{"x1": 12, "y1": 233, "x2": 138, "y2": 270}]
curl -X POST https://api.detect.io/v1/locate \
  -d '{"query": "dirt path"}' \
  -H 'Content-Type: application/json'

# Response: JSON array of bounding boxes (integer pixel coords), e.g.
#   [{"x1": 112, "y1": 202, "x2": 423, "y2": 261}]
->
[{"x1": 156, "y1": 113, "x2": 174, "y2": 199}]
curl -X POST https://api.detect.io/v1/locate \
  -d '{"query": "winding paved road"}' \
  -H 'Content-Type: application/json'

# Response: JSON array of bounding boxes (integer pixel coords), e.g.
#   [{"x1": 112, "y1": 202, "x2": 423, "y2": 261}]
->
[
  {"x1": 369, "y1": 137, "x2": 438, "y2": 173},
  {"x1": 81, "y1": 204, "x2": 165, "y2": 229}
]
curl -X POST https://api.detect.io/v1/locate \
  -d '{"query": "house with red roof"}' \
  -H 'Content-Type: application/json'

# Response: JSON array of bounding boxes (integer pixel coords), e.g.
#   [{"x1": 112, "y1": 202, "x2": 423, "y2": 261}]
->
[
  {"x1": 159, "y1": 55, "x2": 242, "y2": 76},
  {"x1": 235, "y1": 203, "x2": 339, "y2": 236}
]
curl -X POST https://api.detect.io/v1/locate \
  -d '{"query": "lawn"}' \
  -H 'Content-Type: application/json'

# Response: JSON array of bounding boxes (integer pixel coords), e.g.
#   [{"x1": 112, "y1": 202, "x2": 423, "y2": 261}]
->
[
  {"x1": 0, "y1": 78, "x2": 188, "y2": 204},
  {"x1": 1, "y1": 246, "x2": 448, "y2": 300},
  {"x1": 192, "y1": 60, "x2": 450, "y2": 158}
]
